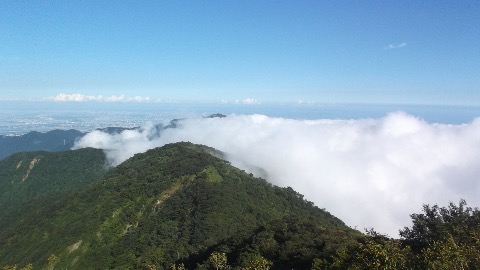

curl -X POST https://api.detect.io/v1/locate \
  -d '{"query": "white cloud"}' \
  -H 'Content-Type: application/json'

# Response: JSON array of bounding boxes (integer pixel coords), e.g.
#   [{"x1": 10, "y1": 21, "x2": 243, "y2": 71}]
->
[
  {"x1": 128, "y1": 96, "x2": 150, "y2": 102},
  {"x1": 385, "y1": 42, "x2": 407, "y2": 50},
  {"x1": 53, "y1": 93, "x2": 103, "y2": 102},
  {"x1": 236, "y1": 98, "x2": 259, "y2": 105},
  {"x1": 50, "y1": 93, "x2": 150, "y2": 103},
  {"x1": 73, "y1": 113, "x2": 480, "y2": 237},
  {"x1": 105, "y1": 95, "x2": 125, "y2": 102}
]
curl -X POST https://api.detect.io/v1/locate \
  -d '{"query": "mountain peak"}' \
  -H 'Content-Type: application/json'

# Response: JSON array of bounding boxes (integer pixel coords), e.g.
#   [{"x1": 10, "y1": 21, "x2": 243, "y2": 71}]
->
[{"x1": 0, "y1": 142, "x2": 358, "y2": 269}]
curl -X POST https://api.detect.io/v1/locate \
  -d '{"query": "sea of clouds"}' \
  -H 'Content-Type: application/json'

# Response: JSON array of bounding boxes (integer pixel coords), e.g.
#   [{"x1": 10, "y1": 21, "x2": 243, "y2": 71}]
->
[{"x1": 73, "y1": 112, "x2": 480, "y2": 237}]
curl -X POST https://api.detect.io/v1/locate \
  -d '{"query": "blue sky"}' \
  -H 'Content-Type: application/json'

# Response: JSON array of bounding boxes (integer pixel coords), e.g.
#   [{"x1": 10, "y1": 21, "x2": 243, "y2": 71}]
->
[{"x1": 1, "y1": 1, "x2": 479, "y2": 105}]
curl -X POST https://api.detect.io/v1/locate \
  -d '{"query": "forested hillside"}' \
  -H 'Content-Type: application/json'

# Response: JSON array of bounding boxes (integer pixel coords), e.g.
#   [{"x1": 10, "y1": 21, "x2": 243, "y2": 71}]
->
[
  {"x1": 0, "y1": 142, "x2": 359, "y2": 269},
  {"x1": 0, "y1": 147, "x2": 107, "y2": 217}
]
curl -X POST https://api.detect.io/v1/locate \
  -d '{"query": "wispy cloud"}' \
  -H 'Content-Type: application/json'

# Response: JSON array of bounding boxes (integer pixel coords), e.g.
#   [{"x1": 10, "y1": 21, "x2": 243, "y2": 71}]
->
[
  {"x1": 49, "y1": 93, "x2": 150, "y2": 102},
  {"x1": 385, "y1": 42, "x2": 407, "y2": 50},
  {"x1": 129, "y1": 96, "x2": 151, "y2": 102},
  {"x1": 236, "y1": 98, "x2": 259, "y2": 105}
]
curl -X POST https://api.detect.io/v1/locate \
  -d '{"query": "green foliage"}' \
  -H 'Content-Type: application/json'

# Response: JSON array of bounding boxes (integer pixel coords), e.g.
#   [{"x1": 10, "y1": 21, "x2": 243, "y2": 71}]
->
[
  {"x1": 1, "y1": 142, "x2": 480, "y2": 269},
  {"x1": 0, "y1": 142, "x2": 356, "y2": 269},
  {"x1": 320, "y1": 200, "x2": 480, "y2": 270},
  {"x1": 0, "y1": 147, "x2": 107, "y2": 217},
  {"x1": 241, "y1": 255, "x2": 272, "y2": 270},
  {"x1": 170, "y1": 263, "x2": 186, "y2": 270},
  {"x1": 1, "y1": 263, "x2": 33, "y2": 270},
  {"x1": 46, "y1": 254, "x2": 57, "y2": 270},
  {"x1": 209, "y1": 252, "x2": 228, "y2": 270},
  {"x1": 400, "y1": 199, "x2": 480, "y2": 249},
  {"x1": 422, "y1": 234, "x2": 471, "y2": 270},
  {"x1": 401, "y1": 199, "x2": 480, "y2": 269}
]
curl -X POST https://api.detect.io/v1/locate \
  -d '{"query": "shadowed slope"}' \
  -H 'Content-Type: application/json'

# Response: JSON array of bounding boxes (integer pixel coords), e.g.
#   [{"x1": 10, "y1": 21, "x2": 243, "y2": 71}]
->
[{"x1": 0, "y1": 147, "x2": 107, "y2": 217}]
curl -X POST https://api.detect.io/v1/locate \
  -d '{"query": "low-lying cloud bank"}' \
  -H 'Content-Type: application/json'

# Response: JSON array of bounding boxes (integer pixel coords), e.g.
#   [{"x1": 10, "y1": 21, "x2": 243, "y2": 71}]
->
[{"x1": 73, "y1": 112, "x2": 480, "y2": 237}]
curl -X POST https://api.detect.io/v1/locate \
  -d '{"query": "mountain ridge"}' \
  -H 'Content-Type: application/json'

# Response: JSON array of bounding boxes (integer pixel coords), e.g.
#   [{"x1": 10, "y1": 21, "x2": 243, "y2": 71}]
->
[{"x1": 0, "y1": 142, "x2": 359, "y2": 269}]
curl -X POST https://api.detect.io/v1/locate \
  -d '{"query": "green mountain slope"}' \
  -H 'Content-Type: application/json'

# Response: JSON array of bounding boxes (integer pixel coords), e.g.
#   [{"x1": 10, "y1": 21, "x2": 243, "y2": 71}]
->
[
  {"x1": 0, "y1": 147, "x2": 107, "y2": 217},
  {"x1": 0, "y1": 129, "x2": 85, "y2": 160},
  {"x1": 0, "y1": 142, "x2": 359, "y2": 269}
]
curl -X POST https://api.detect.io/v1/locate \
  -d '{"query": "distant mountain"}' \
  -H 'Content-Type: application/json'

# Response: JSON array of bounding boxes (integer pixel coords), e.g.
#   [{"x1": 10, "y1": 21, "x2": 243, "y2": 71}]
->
[
  {"x1": 0, "y1": 142, "x2": 359, "y2": 269},
  {"x1": 0, "y1": 147, "x2": 108, "y2": 217},
  {"x1": 0, "y1": 129, "x2": 85, "y2": 160},
  {"x1": 0, "y1": 127, "x2": 142, "y2": 161},
  {"x1": 0, "y1": 114, "x2": 228, "y2": 160},
  {"x1": 205, "y1": 113, "x2": 227, "y2": 118},
  {"x1": 94, "y1": 126, "x2": 138, "y2": 134}
]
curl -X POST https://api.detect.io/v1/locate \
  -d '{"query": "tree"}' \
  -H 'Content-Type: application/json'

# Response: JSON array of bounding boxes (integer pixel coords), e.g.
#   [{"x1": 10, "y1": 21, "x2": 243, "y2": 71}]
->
[
  {"x1": 317, "y1": 230, "x2": 410, "y2": 270},
  {"x1": 169, "y1": 263, "x2": 186, "y2": 270},
  {"x1": 47, "y1": 254, "x2": 57, "y2": 270},
  {"x1": 242, "y1": 255, "x2": 272, "y2": 270},
  {"x1": 21, "y1": 265, "x2": 33, "y2": 270},
  {"x1": 209, "y1": 252, "x2": 228, "y2": 270},
  {"x1": 400, "y1": 199, "x2": 480, "y2": 249},
  {"x1": 400, "y1": 200, "x2": 480, "y2": 269},
  {"x1": 1, "y1": 264, "x2": 32, "y2": 270},
  {"x1": 422, "y1": 234, "x2": 469, "y2": 270}
]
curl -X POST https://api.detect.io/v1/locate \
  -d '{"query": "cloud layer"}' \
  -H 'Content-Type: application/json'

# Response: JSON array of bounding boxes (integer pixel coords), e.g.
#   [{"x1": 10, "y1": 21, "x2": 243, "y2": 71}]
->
[{"x1": 73, "y1": 113, "x2": 480, "y2": 237}]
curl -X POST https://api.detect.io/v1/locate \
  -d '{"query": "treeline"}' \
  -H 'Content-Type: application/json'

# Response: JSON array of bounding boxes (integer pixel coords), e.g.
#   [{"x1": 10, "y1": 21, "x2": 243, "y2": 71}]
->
[
  {"x1": 315, "y1": 199, "x2": 480, "y2": 269},
  {"x1": 3, "y1": 200, "x2": 479, "y2": 270}
]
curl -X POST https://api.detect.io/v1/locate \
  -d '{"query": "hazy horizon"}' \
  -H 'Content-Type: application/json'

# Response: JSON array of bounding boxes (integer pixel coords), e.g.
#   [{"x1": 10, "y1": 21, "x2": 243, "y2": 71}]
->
[{"x1": 1, "y1": 101, "x2": 480, "y2": 135}]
